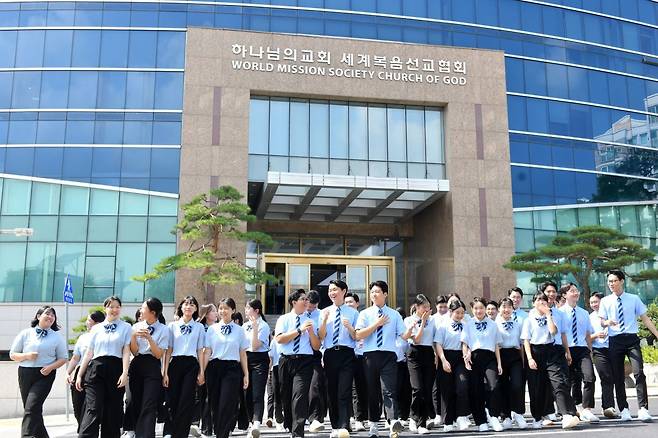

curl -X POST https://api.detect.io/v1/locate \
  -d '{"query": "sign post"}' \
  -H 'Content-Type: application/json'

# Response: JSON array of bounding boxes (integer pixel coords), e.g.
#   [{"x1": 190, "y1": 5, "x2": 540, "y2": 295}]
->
[{"x1": 63, "y1": 274, "x2": 74, "y2": 422}]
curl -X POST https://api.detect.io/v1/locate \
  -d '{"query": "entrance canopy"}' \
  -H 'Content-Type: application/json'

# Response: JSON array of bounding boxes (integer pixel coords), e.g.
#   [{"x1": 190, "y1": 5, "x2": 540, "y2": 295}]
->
[{"x1": 255, "y1": 171, "x2": 450, "y2": 224}]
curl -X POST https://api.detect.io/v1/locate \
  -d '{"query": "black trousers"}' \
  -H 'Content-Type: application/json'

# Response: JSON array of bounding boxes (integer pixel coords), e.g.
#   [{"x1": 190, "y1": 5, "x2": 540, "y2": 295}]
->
[
  {"x1": 407, "y1": 345, "x2": 436, "y2": 426},
  {"x1": 397, "y1": 361, "x2": 411, "y2": 421},
  {"x1": 528, "y1": 344, "x2": 576, "y2": 421},
  {"x1": 308, "y1": 352, "x2": 327, "y2": 424},
  {"x1": 206, "y1": 359, "x2": 242, "y2": 438},
  {"x1": 351, "y1": 355, "x2": 368, "y2": 422},
  {"x1": 363, "y1": 351, "x2": 398, "y2": 422},
  {"x1": 124, "y1": 355, "x2": 162, "y2": 438},
  {"x1": 324, "y1": 347, "x2": 355, "y2": 429},
  {"x1": 279, "y1": 354, "x2": 314, "y2": 438},
  {"x1": 592, "y1": 347, "x2": 615, "y2": 410},
  {"x1": 469, "y1": 349, "x2": 499, "y2": 426},
  {"x1": 496, "y1": 348, "x2": 525, "y2": 418},
  {"x1": 267, "y1": 365, "x2": 284, "y2": 423},
  {"x1": 569, "y1": 346, "x2": 596, "y2": 409},
  {"x1": 18, "y1": 367, "x2": 56, "y2": 438},
  {"x1": 193, "y1": 383, "x2": 213, "y2": 435},
  {"x1": 609, "y1": 333, "x2": 648, "y2": 409},
  {"x1": 246, "y1": 351, "x2": 269, "y2": 423},
  {"x1": 70, "y1": 367, "x2": 85, "y2": 432},
  {"x1": 432, "y1": 368, "x2": 441, "y2": 420},
  {"x1": 79, "y1": 356, "x2": 125, "y2": 438},
  {"x1": 166, "y1": 356, "x2": 200, "y2": 438},
  {"x1": 542, "y1": 344, "x2": 567, "y2": 416},
  {"x1": 438, "y1": 350, "x2": 470, "y2": 425}
]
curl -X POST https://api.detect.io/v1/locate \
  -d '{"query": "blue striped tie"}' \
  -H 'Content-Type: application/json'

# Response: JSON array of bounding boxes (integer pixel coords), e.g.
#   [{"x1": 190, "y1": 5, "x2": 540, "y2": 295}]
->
[
  {"x1": 376, "y1": 308, "x2": 383, "y2": 347},
  {"x1": 617, "y1": 296, "x2": 625, "y2": 332},
  {"x1": 513, "y1": 310, "x2": 518, "y2": 322},
  {"x1": 332, "y1": 306, "x2": 341, "y2": 347},
  {"x1": 571, "y1": 308, "x2": 578, "y2": 344},
  {"x1": 293, "y1": 315, "x2": 301, "y2": 353}
]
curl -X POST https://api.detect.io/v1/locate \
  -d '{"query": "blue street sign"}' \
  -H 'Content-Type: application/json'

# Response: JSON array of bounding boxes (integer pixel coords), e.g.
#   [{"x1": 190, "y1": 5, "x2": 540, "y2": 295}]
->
[{"x1": 63, "y1": 274, "x2": 74, "y2": 304}]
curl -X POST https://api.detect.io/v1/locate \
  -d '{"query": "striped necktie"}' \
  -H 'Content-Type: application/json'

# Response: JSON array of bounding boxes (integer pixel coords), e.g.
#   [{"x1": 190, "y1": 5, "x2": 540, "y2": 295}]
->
[
  {"x1": 293, "y1": 315, "x2": 301, "y2": 353},
  {"x1": 513, "y1": 310, "x2": 518, "y2": 322},
  {"x1": 376, "y1": 308, "x2": 384, "y2": 347},
  {"x1": 617, "y1": 296, "x2": 625, "y2": 332},
  {"x1": 571, "y1": 308, "x2": 578, "y2": 344},
  {"x1": 332, "y1": 306, "x2": 341, "y2": 347}
]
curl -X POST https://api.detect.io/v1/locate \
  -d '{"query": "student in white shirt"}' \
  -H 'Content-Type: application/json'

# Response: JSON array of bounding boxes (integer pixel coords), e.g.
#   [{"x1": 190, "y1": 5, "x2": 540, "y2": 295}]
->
[
  {"x1": 345, "y1": 291, "x2": 367, "y2": 432},
  {"x1": 430, "y1": 295, "x2": 449, "y2": 427},
  {"x1": 244, "y1": 299, "x2": 271, "y2": 438},
  {"x1": 461, "y1": 297, "x2": 503, "y2": 432},
  {"x1": 598, "y1": 269, "x2": 658, "y2": 422},
  {"x1": 588, "y1": 292, "x2": 616, "y2": 418},
  {"x1": 10, "y1": 305, "x2": 68, "y2": 438},
  {"x1": 508, "y1": 287, "x2": 528, "y2": 324},
  {"x1": 204, "y1": 298, "x2": 250, "y2": 438},
  {"x1": 194, "y1": 303, "x2": 218, "y2": 437},
  {"x1": 66, "y1": 310, "x2": 106, "y2": 431},
  {"x1": 162, "y1": 296, "x2": 206, "y2": 438},
  {"x1": 76, "y1": 296, "x2": 132, "y2": 438}
]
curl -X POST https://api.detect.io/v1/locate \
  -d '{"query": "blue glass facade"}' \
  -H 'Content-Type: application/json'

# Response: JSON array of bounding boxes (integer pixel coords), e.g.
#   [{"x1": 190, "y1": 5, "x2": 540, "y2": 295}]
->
[{"x1": 0, "y1": 0, "x2": 657, "y2": 302}]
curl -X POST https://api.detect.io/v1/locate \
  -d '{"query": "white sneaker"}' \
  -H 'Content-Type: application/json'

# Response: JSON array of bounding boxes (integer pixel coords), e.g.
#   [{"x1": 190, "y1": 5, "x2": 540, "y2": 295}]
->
[
  {"x1": 456, "y1": 416, "x2": 471, "y2": 431},
  {"x1": 532, "y1": 420, "x2": 543, "y2": 429},
  {"x1": 425, "y1": 419, "x2": 433, "y2": 430},
  {"x1": 200, "y1": 434, "x2": 213, "y2": 438},
  {"x1": 353, "y1": 421, "x2": 365, "y2": 432},
  {"x1": 501, "y1": 417, "x2": 513, "y2": 430},
  {"x1": 620, "y1": 408, "x2": 632, "y2": 422},
  {"x1": 163, "y1": 435, "x2": 172, "y2": 438},
  {"x1": 561, "y1": 414, "x2": 580, "y2": 429},
  {"x1": 547, "y1": 413, "x2": 557, "y2": 421},
  {"x1": 330, "y1": 430, "x2": 339, "y2": 438},
  {"x1": 433, "y1": 415, "x2": 442, "y2": 427},
  {"x1": 638, "y1": 407, "x2": 653, "y2": 422},
  {"x1": 580, "y1": 409, "x2": 599, "y2": 423},
  {"x1": 390, "y1": 419, "x2": 403, "y2": 433},
  {"x1": 489, "y1": 416, "x2": 503, "y2": 432},
  {"x1": 309, "y1": 420, "x2": 324, "y2": 432},
  {"x1": 603, "y1": 407, "x2": 617, "y2": 419},
  {"x1": 190, "y1": 426, "x2": 202, "y2": 438},
  {"x1": 541, "y1": 416, "x2": 554, "y2": 426},
  {"x1": 417, "y1": 426, "x2": 429, "y2": 435},
  {"x1": 443, "y1": 424, "x2": 454, "y2": 432},
  {"x1": 337, "y1": 428, "x2": 350, "y2": 438},
  {"x1": 408, "y1": 418, "x2": 417, "y2": 432},
  {"x1": 478, "y1": 423, "x2": 489, "y2": 432},
  {"x1": 275, "y1": 422, "x2": 286, "y2": 432},
  {"x1": 250, "y1": 421, "x2": 261, "y2": 438},
  {"x1": 513, "y1": 412, "x2": 527, "y2": 429},
  {"x1": 121, "y1": 432, "x2": 135, "y2": 438},
  {"x1": 368, "y1": 423, "x2": 378, "y2": 438}
]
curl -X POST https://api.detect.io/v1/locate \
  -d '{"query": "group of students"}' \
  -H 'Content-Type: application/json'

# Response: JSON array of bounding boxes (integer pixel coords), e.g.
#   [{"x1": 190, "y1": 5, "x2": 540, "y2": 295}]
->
[{"x1": 8, "y1": 269, "x2": 658, "y2": 438}]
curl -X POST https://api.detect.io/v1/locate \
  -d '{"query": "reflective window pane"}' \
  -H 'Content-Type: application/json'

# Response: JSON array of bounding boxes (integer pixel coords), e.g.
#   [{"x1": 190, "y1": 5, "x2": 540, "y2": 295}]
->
[
  {"x1": 290, "y1": 100, "x2": 309, "y2": 157},
  {"x1": 348, "y1": 104, "x2": 367, "y2": 160},
  {"x1": 269, "y1": 99, "x2": 289, "y2": 156}
]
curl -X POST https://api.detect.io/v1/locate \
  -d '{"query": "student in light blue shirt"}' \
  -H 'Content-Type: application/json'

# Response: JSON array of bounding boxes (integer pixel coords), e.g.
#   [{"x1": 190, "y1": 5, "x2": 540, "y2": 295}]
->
[
  {"x1": 588, "y1": 292, "x2": 615, "y2": 418},
  {"x1": 124, "y1": 297, "x2": 169, "y2": 438},
  {"x1": 560, "y1": 284, "x2": 598, "y2": 422},
  {"x1": 508, "y1": 287, "x2": 528, "y2": 324},
  {"x1": 355, "y1": 280, "x2": 408, "y2": 438},
  {"x1": 243, "y1": 299, "x2": 271, "y2": 437},
  {"x1": 10, "y1": 306, "x2": 68, "y2": 438},
  {"x1": 434, "y1": 299, "x2": 470, "y2": 432},
  {"x1": 304, "y1": 290, "x2": 326, "y2": 433},
  {"x1": 404, "y1": 294, "x2": 436, "y2": 433},
  {"x1": 65, "y1": 310, "x2": 105, "y2": 430},
  {"x1": 163, "y1": 295, "x2": 206, "y2": 438},
  {"x1": 494, "y1": 297, "x2": 526, "y2": 430},
  {"x1": 265, "y1": 336, "x2": 284, "y2": 428},
  {"x1": 205, "y1": 297, "x2": 250, "y2": 438},
  {"x1": 344, "y1": 291, "x2": 368, "y2": 432},
  {"x1": 274, "y1": 289, "x2": 321, "y2": 438},
  {"x1": 598, "y1": 270, "x2": 658, "y2": 422},
  {"x1": 521, "y1": 290, "x2": 579, "y2": 430},
  {"x1": 76, "y1": 296, "x2": 132, "y2": 438}
]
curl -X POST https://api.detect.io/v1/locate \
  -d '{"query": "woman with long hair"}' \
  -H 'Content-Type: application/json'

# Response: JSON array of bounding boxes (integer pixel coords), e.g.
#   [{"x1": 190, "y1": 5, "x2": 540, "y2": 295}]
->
[
  {"x1": 243, "y1": 299, "x2": 270, "y2": 438},
  {"x1": 192, "y1": 304, "x2": 218, "y2": 437},
  {"x1": 163, "y1": 296, "x2": 205, "y2": 438},
  {"x1": 204, "y1": 298, "x2": 249, "y2": 438},
  {"x1": 76, "y1": 296, "x2": 132, "y2": 438},
  {"x1": 66, "y1": 310, "x2": 106, "y2": 431},
  {"x1": 10, "y1": 305, "x2": 68, "y2": 438}
]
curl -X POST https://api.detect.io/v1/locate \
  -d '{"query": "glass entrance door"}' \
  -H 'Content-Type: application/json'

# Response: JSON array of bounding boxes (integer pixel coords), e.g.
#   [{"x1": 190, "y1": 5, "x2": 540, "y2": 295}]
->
[{"x1": 261, "y1": 254, "x2": 395, "y2": 314}]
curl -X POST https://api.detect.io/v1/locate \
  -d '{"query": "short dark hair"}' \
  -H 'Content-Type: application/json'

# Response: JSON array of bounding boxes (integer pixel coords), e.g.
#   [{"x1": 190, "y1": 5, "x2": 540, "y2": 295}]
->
[
  {"x1": 486, "y1": 300, "x2": 498, "y2": 308},
  {"x1": 449, "y1": 300, "x2": 466, "y2": 312},
  {"x1": 31, "y1": 306, "x2": 59, "y2": 331},
  {"x1": 435, "y1": 295, "x2": 448, "y2": 305},
  {"x1": 539, "y1": 281, "x2": 558, "y2": 293},
  {"x1": 329, "y1": 279, "x2": 348, "y2": 291},
  {"x1": 89, "y1": 310, "x2": 105, "y2": 324},
  {"x1": 103, "y1": 296, "x2": 122, "y2": 307},
  {"x1": 176, "y1": 296, "x2": 200, "y2": 321},
  {"x1": 499, "y1": 297, "x2": 514, "y2": 308},
  {"x1": 345, "y1": 292, "x2": 360, "y2": 303},
  {"x1": 558, "y1": 284, "x2": 571, "y2": 296},
  {"x1": 607, "y1": 270, "x2": 625, "y2": 281},
  {"x1": 414, "y1": 293, "x2": 430, "y2": 306},
  {"x1": 218, "y1": 297, "x2": 236, "y2": 311},
  {"x1": 508, "y1": 287, "x2": 523, "y2": 297},
  {"x1": 289, "y1": 289, "x2": 306, "y2": 305},
  {"x1": 395, "y1": 306, "x2": 406, "y2": 319},
  {"x1": 470, "y1": 297, "x2": 488, "y2": 308},
  {"x1": 307, "y1": 290, "x2": 320, "y2": 305},
  {"x1": 369, "y1": 280, "x2": 389, "y2": 294},
  {"x1": 448, "y1": 293, "x2": 461, "y2": 300},
  {"x1": 592, "y1": 292, "x2": 604, "y2": 300},
  {"x1": 533, "y1": 291, "x2": 548, "y2": 302},
  {"x1": 232, "y1": 311, "x2": 243, "y2": 325}
]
